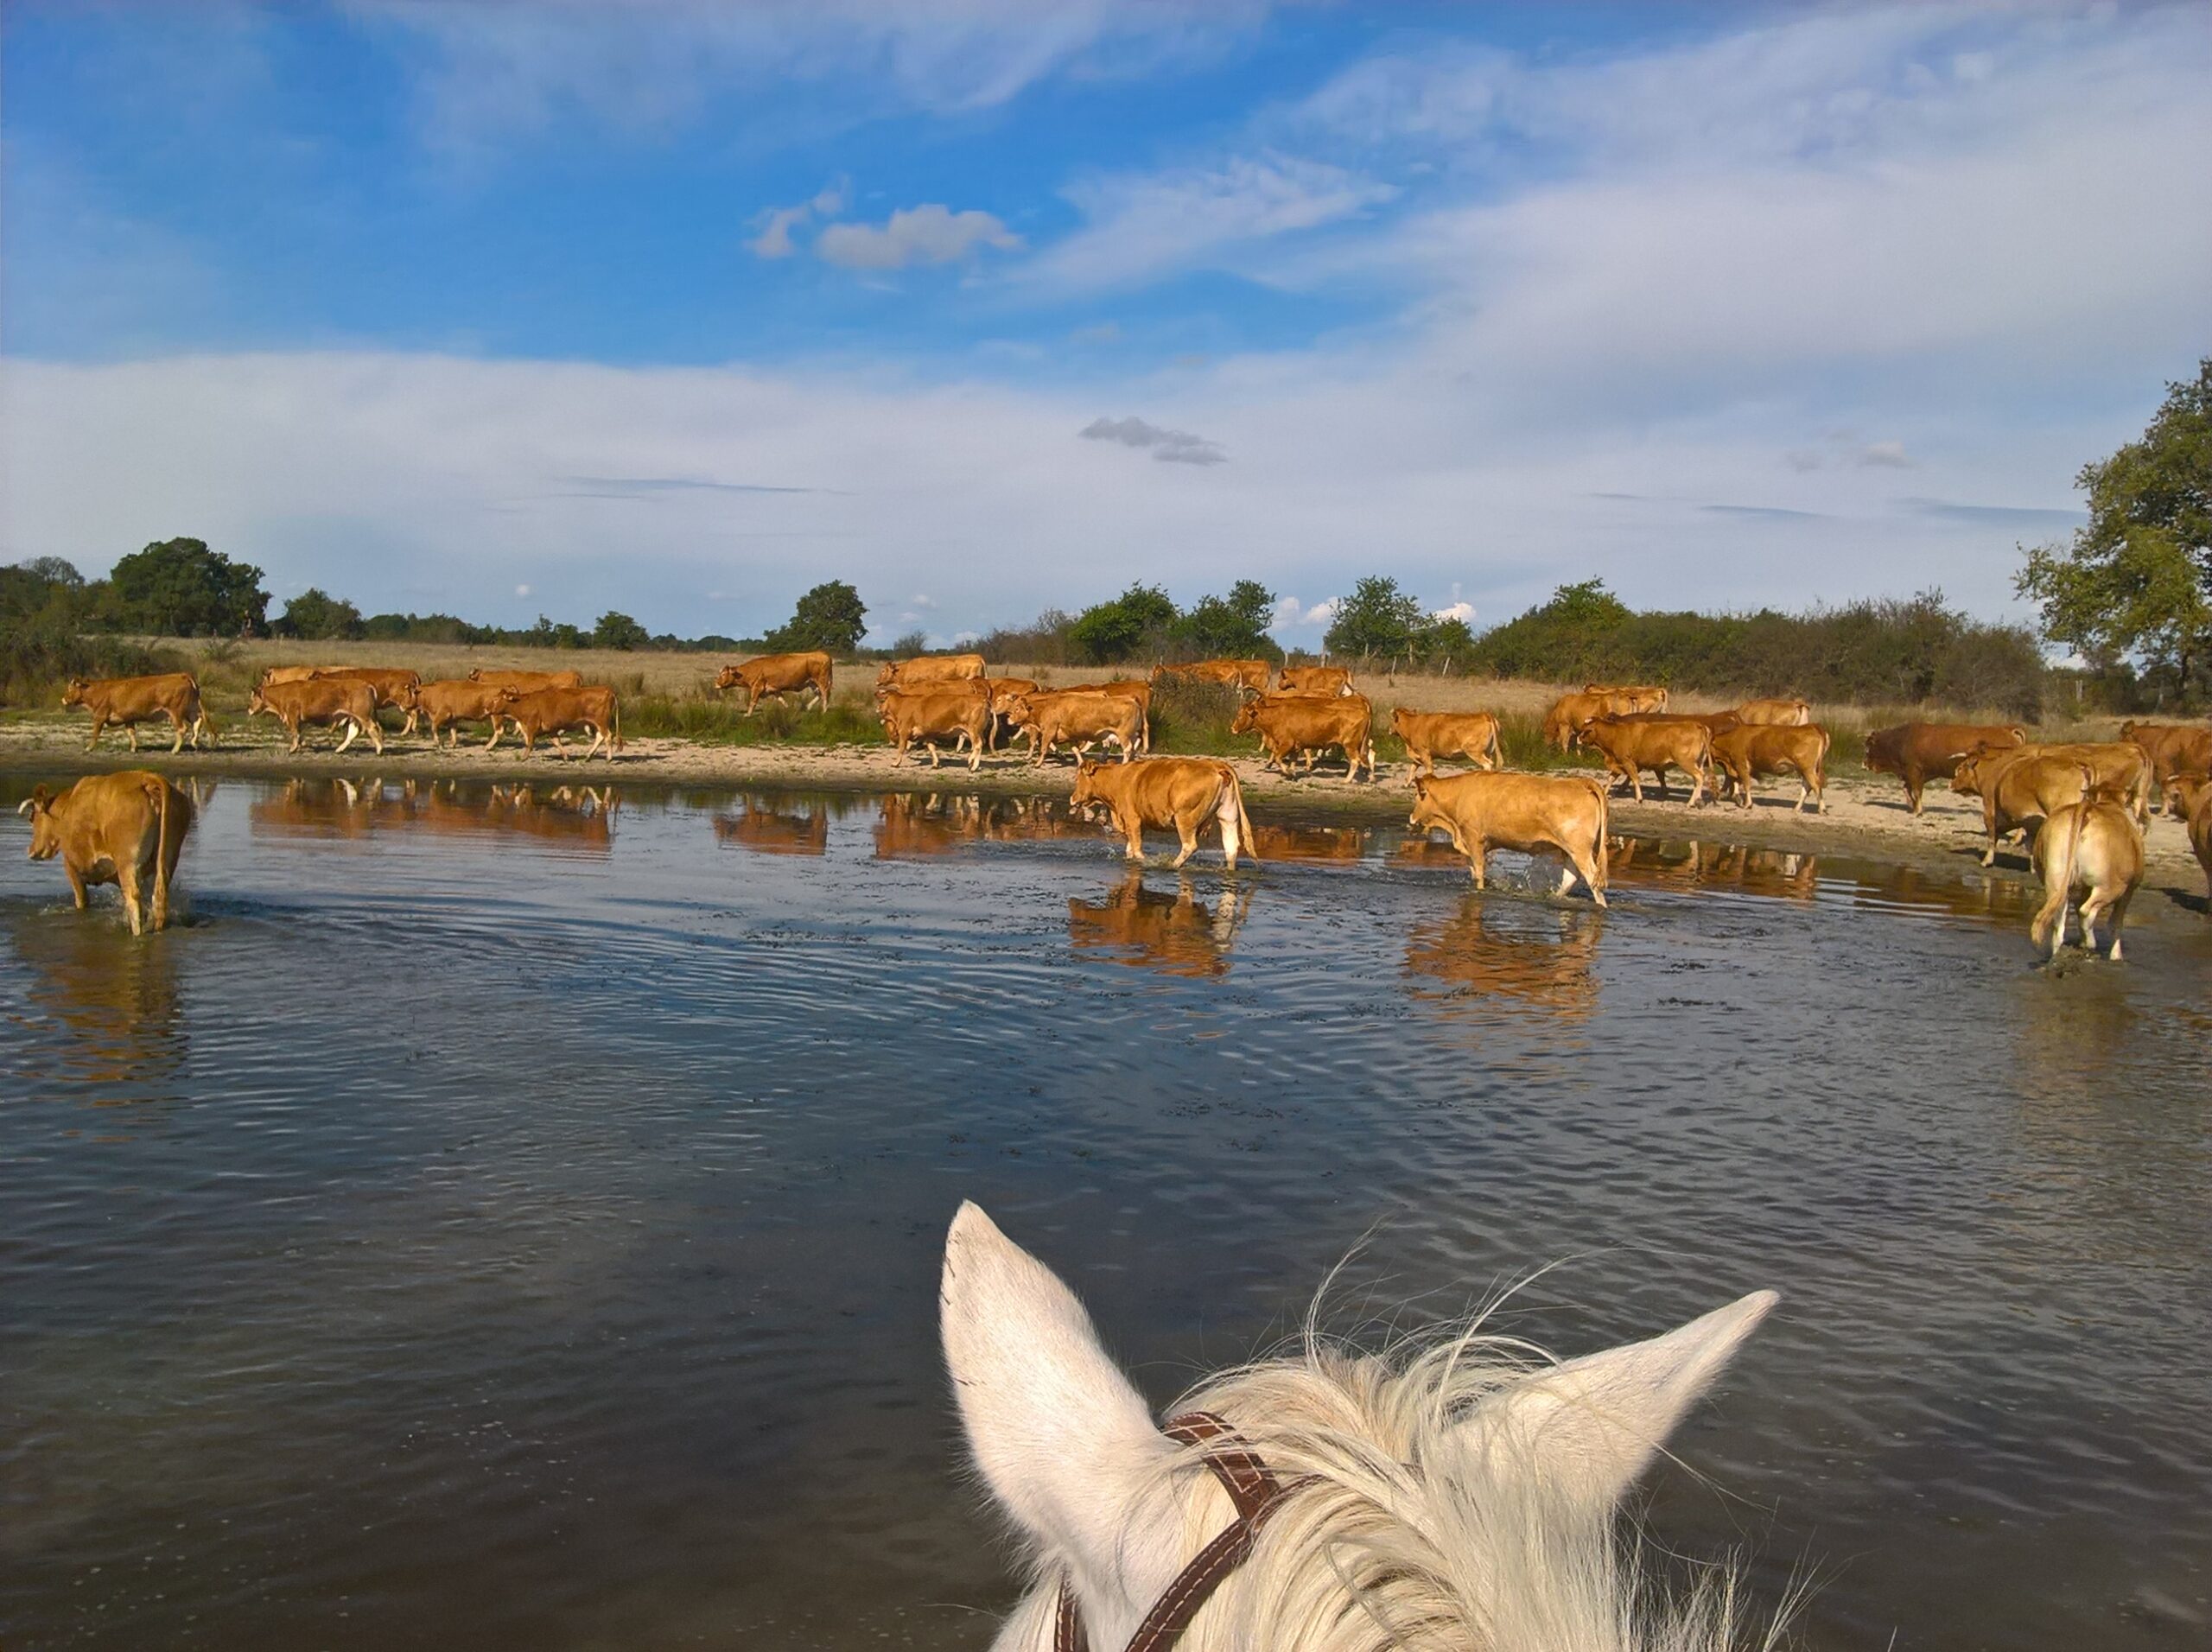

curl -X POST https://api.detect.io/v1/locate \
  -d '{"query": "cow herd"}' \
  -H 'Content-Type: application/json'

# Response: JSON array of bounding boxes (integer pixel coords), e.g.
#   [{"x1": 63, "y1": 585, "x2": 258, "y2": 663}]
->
[{"x1": 21, "y1": 655, "x2": 2212, "y2": 957}]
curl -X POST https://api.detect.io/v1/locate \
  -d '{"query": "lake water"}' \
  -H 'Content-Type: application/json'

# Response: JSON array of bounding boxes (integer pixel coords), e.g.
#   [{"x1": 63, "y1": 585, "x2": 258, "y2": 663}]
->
[{"x1": 3, "y1": 777, "x2": 2208, "y2": 1650}]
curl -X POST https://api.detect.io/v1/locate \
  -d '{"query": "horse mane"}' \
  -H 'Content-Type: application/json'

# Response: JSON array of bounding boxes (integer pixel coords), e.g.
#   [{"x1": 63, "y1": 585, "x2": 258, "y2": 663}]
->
[{"x1": 1109, "y1": 1314, "x2": 1779, "y2": 1652}]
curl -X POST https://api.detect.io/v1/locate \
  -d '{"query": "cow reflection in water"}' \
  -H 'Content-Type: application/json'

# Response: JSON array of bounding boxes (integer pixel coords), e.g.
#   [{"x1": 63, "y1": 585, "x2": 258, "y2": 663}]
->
[
  {"x1": 250, "y1": 778, "x2": 618, "y2": 848},
  {"x1": 1403, "y1": 894, "x2": 1601, "y2": 1021},
  {"x1": 1067, "y1": 871, "x2": 1249, "y2": 979},
  {"x1": 713, "y1": 794, "x2": 830, "y2": 856},
  {"x1": 1247, "y1": 823, "x2": 1366, "y2": 865},
  {"x1": 872, "y1": 793, "x2": 1097, "y2": 860},
  {"x1": 9, "y1": 912, "x2": 185, "y2": 1090},
  {"x1": 1607, "y1": 837, "x2": 1820, "y2": 899}
]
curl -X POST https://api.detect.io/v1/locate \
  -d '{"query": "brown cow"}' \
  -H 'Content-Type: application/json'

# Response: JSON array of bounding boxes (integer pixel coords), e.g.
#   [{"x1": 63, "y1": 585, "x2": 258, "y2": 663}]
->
[
  {"x1": 1541, "y1": 688, "x2": 1658, "y2": 749},
  {"x1": 1090, "y1": 677, "x2": 1153, "y2": 752},
  {"x1": 416, "y1": 678, "x2": 512, "y2": 748},
  {"x1": 2118, "y1": 721, "x2": 2212, "y2": 814},
  {"x1": 257, "y1": 664, "x2": 325, "y2": 687},
  {"x1": 468, "y1": 667, "x2": 586, "y2": 693},
  {"x1": 983, "y1": 677, "x2": 1040, "y2": 753},
  {"x1": 1389, "y1": 708, "x2": 1501, "y2": 778},
  {"x1": 1002, "y1": 689, "x2": 1144, "y2": 766},
  {"x1": 493, "y1": 685, "x2": 622, "y2": 760},
  {"x1": 1949, "y1": 750, "x2": 2095, "y2": 866},
  {"x1": 1576, "y1": 715, "x2": 1712, "y2": 804},
  {"x1": 1733, "y1": 696, "x2": 1811, "y2": 726},
  {"x1": 1154, "y1": 658, "x2": 1271, "y2": 696},
  {"x1": 879, "y1": 685, "x2": 990, "y2": 770},
  {"x1": 1712, "y1": 722, "x2": 1830, "y2": 812},
  {"x1": 1953, "y1": 741, "x2": 2151, "y2": 827},
  {"x1": 18, "y1": 770, "x2": 195, "y2": 935},
  {"x1": 247, "y1": 676, "x2": 384, "y2": 754},
  {"x1": 1276, "y1": 664, "x2": 1353, "y2": 696},
  {"x1": 1230, "y1": 692, "x2": 1376, "y2": 781},
  {"x1": 2168, "y1": 772, "x2": 2212, "y2": 898},
  {"x1": 715, "y1": 651, "x2": 832, "y2": 715},
  {"x1": 2029, "y1": 797, "x2": 2143, "y2": 961},
  {"x1": 1407, "y1": 771, "x2": 1609, "y2": 904},
  {"x1": 1863, "y1": 721, "x2": 2027, "y2": 815},
  {"x1": 60, "y1": 673, "x2": 208, "y2": 754},
  {"x1": 1585, "y1": 683, "x2": 1669, "y2": 713},
  {"x1": 312, "y1": 667, "x2": 423, "y2": 735},
  {"x1": 1068, "y1": 756, "x2": 1254, "y2": 869},
  {"x1": 874, "y1": 653, "x2": 986, "y2": 696}
]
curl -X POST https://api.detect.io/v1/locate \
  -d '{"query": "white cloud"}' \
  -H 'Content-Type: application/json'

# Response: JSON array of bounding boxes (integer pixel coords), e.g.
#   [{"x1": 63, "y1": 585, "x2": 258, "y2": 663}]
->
[
  {"x1": 1432, "y1": 600, "x2": 1476, "y2": 624},
  {"x1": 514, "y1": 582, "x2": 532, "y2": 597},
  {"x1": 747, "y1": 178, "x2": 850, "y2": 258},
  {"x1": 350, "y1": 0, "x2": 1271, "y2": 159},
  {"x1": 815, "y1": 204, "x2": 1020, "y2": 270},
  {"x1": 1079, "y1": 415, "x2": 1226, "y2": 467},
  {"x1": 1023, "y1": 153, "x2": 1395, "y2": 295},
  {"x1": 1300, "y1": 600, "x2": 1338, "y2": 626},
  {"x1": 1858, "y1": 440, "x2": 1914, "y2": 469}
]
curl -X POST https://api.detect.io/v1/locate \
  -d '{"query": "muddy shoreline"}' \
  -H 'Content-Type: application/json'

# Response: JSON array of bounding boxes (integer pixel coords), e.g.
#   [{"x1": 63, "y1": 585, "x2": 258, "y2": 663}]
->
[{"x1": 3, "y1": 719, "x2": 2204, "y2": 903}]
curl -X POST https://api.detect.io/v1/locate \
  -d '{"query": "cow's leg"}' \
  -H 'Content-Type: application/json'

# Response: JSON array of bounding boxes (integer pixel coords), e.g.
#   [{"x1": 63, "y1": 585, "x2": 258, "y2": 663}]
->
[
  {"x1": 84, "y1": 715, "x2": 105, "y2": 753},
  {"x1": 125, "y1": 721, "x2": 142, "y2": 753},
  {"x1": 368, "y1": 720, "x2": 385, "y2": 756},
  {"x1": 1465, "y1": 842, "x2": 1489, "y2": 889},
  {"x1": 64, "y1": 861, "x2": 89, "y2": 911},
  {"x1": 168, "y1": 711, "x2": 186, "y2": 754},
  {"x1": 118, "y1": 861, "x2": 146, "y2": 937},
  {"x1": 2102, "y1": 883, "x2": 2134, "y2": 961},
  {"x1": 1213, "y1": 791, "x2": 1242, "y2": 870},
  {"x1": 1905, "y1": 771, "x2": 1925, "y2": 816},
  {"x1": 1171, "y1": 814, "x2": 1199, "y2": 868},
  {"x1": 287, "y1": 719, "x2": 305, "y2": 753},
  {"x1": 334, "y1": 717, "x2": 360, "y2": 755}
]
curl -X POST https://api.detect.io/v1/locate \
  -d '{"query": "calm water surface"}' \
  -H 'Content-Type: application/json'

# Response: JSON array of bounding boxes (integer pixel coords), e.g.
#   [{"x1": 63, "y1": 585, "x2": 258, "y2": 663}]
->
[{"x1": 3, "y1": 778, "x2": 2208, "y2": 1650}]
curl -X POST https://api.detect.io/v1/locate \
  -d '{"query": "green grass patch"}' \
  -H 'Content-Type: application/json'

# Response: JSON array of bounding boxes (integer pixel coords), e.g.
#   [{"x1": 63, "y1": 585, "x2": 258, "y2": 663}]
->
[{"x1": 624, "y1": 692, "x2": 885, "y2": 746}]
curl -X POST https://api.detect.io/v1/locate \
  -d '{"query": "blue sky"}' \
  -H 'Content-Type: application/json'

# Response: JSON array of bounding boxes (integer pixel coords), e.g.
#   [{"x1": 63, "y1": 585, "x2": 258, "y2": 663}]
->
[{"x1": 3, "y1": 2, "x2": 2209, "y2": 644}]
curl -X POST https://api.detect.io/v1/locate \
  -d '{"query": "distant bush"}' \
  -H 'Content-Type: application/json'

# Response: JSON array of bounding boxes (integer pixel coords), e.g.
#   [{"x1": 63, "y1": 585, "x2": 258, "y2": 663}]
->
[
  {"x1": 624, "y1": 690, "x2": 884, "y2": 747},
  {"x1": 1148, "y1": 677, "x2": 1242, "y2": 754}
]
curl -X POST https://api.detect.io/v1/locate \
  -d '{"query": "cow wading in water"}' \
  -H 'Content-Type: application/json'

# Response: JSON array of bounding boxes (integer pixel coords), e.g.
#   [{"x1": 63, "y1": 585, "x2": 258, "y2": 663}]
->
[
  {"x1": 1408, "y1": 770, "x2": 1610, "y2": 904},
  {"x1": 1069, "y1": 757, "x2": 1255, "y2": 870},
  {"x1": 18, "y1": 771, "x2": 196, "y2": 935}
]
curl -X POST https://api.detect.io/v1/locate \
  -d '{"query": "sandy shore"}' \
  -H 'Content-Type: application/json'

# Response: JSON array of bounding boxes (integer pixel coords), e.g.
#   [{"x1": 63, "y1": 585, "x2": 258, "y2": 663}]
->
[{"x1": 3, "y1": 713, "x2": 2204, "y2": 907}]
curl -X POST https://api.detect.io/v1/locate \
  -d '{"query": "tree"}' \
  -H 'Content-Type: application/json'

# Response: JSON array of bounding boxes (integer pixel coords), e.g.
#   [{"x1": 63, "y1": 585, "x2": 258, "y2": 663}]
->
[
  {"x1": 766, "y1": 580, "x2": 868, "y2": 655},
  {"x1": 276, "y1": 587, "x2": 365, "y2": 641},
  {"x1": 593, "y1": 610, "x2": 651, "y2": 651},
  {"x1": 2018, "y1": 359, "x2": 2212, "y2": 702},
  {"x1": 1069, "y1": 582, "x2": 1177, "y2": 664},
  {"x1": 1324, "y1": 575, "x2": 1427, "y2": 662},
  {"x1": 18, "y1": 556, "x2": 83, "y2": 588},
  {"x1": 1176, "y1": 578, "x2": 1281, "y2": 659},
  {"x1": 106, "y1": 537, "x2": 269, "y2": 636}
]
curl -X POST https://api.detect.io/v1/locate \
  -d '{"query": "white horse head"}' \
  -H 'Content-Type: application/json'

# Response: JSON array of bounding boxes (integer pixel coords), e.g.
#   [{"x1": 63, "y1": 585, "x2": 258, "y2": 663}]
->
[{"x1": 943, "y1": 1202, "x2": 1780, "y2": 1651}]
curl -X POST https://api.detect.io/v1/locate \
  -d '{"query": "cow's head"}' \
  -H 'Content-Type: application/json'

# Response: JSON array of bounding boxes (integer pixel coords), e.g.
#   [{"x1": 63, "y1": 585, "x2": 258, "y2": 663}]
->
[
  {"x1": 1389, "y1": 707, "x2": 1413, "y2": 737},
  {"x1": 715, "y1": 664, "x2": 745, "y2": 692},
  {"x1": 998, "y1": 691, "x2": 1035, "y2": 727},
  {"x1": 60, "y1": 677, "x2": 88, "y2": 708},
  {"x1": 1228, "y1": 701, "x2": 1258, "y2": 735},
  {"x1": 1069, "y1": 759, "x2": 1104, "y2": 812},
  {"x1": 17, "y1": 785, "x2": 63, "y2": 859},
  {"x1": 493, "y1": 688, "x2": 523, "y2": 707},
  {"x1": 1950, "y1": 752, "x2": 1995, "y2": 795},
  {"x1": 1408, "y1": 774, "x2": 1446, "y2": 834},
  {"x1": 245, "y1": 686, "x2": 270, "y2": 716}
]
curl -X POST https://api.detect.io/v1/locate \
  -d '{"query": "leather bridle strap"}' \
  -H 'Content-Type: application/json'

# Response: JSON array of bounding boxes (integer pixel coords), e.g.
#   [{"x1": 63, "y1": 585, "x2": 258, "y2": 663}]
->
[{"x1": 1052, "y1": 1411, "x2": 1292, "y2": 1652}]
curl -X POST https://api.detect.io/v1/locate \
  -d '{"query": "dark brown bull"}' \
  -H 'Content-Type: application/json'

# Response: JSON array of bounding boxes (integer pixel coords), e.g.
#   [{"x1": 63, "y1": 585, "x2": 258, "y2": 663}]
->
[
  {"x1": 715, "y1": 651, "x2": 833, "y2": 715},
  {"x1": 1863, "y1": 721, "x2": 2025, "y2": 814},
  {"x1": 60, "y1": 673, "x2": 208, "y2": 753},
  {"x1": 493, "y1": 685, "x2": 623, "y2": 759}
]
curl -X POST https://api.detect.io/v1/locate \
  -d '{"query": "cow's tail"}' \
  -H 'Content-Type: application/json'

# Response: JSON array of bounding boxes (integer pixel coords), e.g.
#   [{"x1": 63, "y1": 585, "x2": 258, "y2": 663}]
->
[
  {"x1": 1484, "y1": 717, "x2": 1502, "y2": 768},
  {"x1": 2045, "y1": 775, "x2": 2093, "y2": 956},
  {"x1": 1586, "y1": 775, "x2": 1611, "y2": 896},
  {"x1": 1224, "y1": 762, "x2": 1256, "y2": 865}
]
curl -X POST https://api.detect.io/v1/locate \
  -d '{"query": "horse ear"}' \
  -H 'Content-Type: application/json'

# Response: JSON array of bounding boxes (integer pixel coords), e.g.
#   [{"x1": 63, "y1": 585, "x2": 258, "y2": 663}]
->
[
  {"x1": 1459, "y1": 1290, "x2": 1777, "y2": 1515},
  {"x1": 942, "y1": 1204, "x2": 1178, "y2": 1586}
]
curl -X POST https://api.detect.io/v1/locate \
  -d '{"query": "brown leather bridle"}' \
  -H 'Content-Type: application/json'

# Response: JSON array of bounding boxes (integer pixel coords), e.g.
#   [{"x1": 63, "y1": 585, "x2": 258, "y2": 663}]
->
[{"x1": 1053, "y1": 1412, "x2": 1296, "y2": 1652}]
